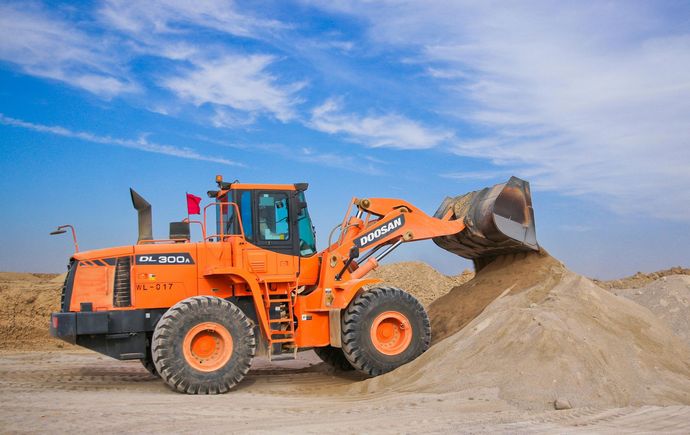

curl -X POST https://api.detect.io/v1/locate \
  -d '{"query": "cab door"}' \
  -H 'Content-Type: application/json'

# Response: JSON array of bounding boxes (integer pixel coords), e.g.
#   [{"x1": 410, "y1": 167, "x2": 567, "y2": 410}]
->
[{"x1": 237, "y1": 190, "x2": 299, "y2": 280}]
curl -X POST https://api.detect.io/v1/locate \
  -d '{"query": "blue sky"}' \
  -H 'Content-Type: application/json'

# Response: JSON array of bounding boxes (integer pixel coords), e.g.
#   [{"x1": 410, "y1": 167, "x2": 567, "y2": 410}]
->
[{"x1": 1, "y1": 0, "x2": 689, "y2": 279}]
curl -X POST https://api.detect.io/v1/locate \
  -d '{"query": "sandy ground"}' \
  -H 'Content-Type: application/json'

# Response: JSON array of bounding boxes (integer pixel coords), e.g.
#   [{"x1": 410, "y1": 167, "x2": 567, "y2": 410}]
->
[
  {"x1": 1, "y1": 350, "x2": 689, "y2": 434},
  {"x1": 2, "y1": 260, "x2": 690, "y2": 433}
]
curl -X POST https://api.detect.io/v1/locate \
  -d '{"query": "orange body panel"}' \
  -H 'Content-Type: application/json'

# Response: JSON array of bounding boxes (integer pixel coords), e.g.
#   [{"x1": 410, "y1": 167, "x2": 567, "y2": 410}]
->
[
  {"x1": 132, "y1": 244, "x2": 199, "y2": 308},
  {"x1": 71, "y1": 263, "x2": 114, "y2": 311}
]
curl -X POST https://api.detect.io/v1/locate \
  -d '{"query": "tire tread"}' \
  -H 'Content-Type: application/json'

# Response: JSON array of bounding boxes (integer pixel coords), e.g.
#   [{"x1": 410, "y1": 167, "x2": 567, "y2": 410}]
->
[
  {"x1": 341, "y1": 286, "x2": 431, "y2": 377},
  {"x1": 152, "y1": 296, "x2": 255, "y2": 394}
]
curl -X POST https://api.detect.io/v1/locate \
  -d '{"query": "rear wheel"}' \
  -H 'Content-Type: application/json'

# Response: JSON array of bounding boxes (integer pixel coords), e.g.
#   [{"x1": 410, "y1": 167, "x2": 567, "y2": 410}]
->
[
  {"x1": 152, "y1": 296, "x2": 256, "y2": 394},
  {"x1": 341, "y1": 286, "x2": 430, "y2": 376},
  {"x1": 314, "y1": 346, "x2": 355, "y2": 371}
]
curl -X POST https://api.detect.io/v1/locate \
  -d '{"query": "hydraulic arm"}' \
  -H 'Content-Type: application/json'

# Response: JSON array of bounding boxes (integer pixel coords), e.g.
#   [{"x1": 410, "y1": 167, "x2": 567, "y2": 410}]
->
[{"x1": 322, "y1": 176, "x2": 538, "y2": 286}]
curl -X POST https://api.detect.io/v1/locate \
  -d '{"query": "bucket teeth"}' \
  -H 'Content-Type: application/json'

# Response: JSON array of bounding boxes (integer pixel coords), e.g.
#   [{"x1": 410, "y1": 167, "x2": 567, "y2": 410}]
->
[{"x1": 432, "y1": 176, "x2": 539, "y2": 267}]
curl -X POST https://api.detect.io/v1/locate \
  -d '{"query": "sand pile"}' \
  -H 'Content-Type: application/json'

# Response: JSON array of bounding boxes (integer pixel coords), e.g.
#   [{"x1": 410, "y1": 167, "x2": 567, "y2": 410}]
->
[
  {"x1": 428, "y1": 251, "x2": 565, "y2": 343},
  {"x1": 613, "y1": 275, "x2": 690, "y2": 347},
  {"x1": 358, "y1": 251, "x2": 690, "y2": 410},
  {"x1": 0, "y1": 272, "x2": 68, "y2": 350},
  {"x1": 595, "y1": 266, "x2": 690, "y2": 289},
  {"x1": 370, "y1": 261, "x2": 473, "y2": 307}
]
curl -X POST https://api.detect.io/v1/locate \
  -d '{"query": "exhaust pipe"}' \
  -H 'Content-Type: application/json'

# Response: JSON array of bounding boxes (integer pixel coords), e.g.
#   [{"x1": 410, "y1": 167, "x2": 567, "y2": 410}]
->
[
  {"x1": 130, "y1": 188, "x2": 153, "y2": 242},
  {"x1": 433, "y1": 176, "x2": 538, "y2": 270}
]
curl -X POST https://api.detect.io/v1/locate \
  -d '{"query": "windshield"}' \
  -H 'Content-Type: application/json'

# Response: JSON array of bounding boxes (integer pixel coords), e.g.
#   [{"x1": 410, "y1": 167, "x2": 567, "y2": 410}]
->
[{"x1": 297, "y1": 192, "x2": 317, "y2": 256}]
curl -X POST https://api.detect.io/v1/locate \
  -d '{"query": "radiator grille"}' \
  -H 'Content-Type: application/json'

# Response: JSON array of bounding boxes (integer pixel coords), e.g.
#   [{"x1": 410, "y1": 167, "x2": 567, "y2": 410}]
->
[{"x1": 113, "y1": 256, "x2": 132, "y2": 307}]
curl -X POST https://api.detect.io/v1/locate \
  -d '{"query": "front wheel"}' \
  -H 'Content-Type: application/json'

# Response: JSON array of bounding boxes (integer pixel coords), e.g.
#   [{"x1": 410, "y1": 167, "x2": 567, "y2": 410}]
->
[
  {"x1": 314, "y1": 346, "x2": 355, "y2": 371},
  {"x1": 341, "y1": 286, "x2": 430, "y2": 376},
  {"x1": 152, "y1": 296, "x2": 256, "y2": 394}
]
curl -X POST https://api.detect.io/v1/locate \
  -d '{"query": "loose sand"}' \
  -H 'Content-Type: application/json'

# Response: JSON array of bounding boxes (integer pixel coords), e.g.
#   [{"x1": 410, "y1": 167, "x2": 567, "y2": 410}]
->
[
  {"x1": 428, "y1": 250, "x2": 565, "y2": 343},
  {"x1": 369, "y1": 261, "x2": 473, "y2": 307},
  {"x1": 595, "y1": 266, "x2": 690, "y2": 289},
  {"x1": 359, "y1": 251, "x2": 690, "y2": 411},
  {"x1": 613, "y1": 275, "x2": 690, "y2": 347},
  {"x1": 0, "y1": 272, "x2": 70, "y2": 350}
]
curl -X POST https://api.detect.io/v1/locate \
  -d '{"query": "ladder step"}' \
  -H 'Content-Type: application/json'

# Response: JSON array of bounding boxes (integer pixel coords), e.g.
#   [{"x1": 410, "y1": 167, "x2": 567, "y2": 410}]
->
[
  {"x1": 269, "y1": 319, "x2": 292, "y2": 324},
  {"x1": 270, "y1": 338, "x2": 296, "y2": 343},
  {"x1": 267, "y1": 298, "x2": 290, "y2": 303}
]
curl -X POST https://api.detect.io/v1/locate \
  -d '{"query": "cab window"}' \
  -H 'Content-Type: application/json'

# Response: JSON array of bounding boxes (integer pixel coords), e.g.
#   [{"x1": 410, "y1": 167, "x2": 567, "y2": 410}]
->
[
  {"x1": 257, "y1": 192, "x2": 290, "y2": 241},
  {"x1": 238, "y1": 190, "x2": 253, "y2": 239},
  {"x1": 297, "y1": 192, "x2": 316, "y2": 256}
]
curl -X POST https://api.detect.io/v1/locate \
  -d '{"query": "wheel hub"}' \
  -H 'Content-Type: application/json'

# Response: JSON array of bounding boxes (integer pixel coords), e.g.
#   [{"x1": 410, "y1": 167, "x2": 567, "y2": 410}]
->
[
  {"x1": 370, "y1": 311, "x2": 412, "y2": 355},
  {"x1": 183, "y1": 322, "x2": 233, "y2": 372}
]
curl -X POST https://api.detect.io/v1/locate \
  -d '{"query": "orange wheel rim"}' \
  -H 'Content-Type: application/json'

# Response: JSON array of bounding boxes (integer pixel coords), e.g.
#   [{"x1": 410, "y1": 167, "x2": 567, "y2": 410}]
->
[
  {"x1": 370, "y1": 311, "x2": 412, "y2": 355},
  {"x1": 183, "y1": 322, "x2": 233, "y2": 372}
]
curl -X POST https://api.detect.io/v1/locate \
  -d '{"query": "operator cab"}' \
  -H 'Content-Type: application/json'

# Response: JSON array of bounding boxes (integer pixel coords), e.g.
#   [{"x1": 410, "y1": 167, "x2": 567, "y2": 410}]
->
[{"x1": 209, "y1": 178, "x2": 317, "y2": 257}]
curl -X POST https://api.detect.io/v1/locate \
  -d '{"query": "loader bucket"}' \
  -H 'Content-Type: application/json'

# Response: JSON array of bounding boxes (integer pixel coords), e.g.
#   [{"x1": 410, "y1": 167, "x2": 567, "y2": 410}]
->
[{"x1": 432, "y1": 176, "x2": 538, "y2": 269}]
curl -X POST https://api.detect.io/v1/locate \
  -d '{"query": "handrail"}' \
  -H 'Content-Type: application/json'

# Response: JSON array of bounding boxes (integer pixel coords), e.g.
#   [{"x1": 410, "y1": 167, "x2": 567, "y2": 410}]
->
[
  {"x1": 203, "y1": 201, "x2": 245, "y2": 242},
  {"x1": 182, "y1": 218, "x2": 206, "y2": 240},
  {"x1": 336, "y1": 198, "x2": 356, "y2": 247}
]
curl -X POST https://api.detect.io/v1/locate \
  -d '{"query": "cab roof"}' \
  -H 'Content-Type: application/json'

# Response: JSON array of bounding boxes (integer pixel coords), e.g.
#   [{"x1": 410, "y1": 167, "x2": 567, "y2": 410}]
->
[{"x1": 208, "y1": 181, "x2": 308, "y2": 198}]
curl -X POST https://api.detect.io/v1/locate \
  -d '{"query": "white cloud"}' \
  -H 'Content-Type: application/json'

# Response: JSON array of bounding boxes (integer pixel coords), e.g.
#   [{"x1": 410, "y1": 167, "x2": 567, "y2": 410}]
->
[
  {"x1": 0, "y1": 113, "x2": 240, "y2": 166},
  {"x1": 98, "y1": 1, "x2": 304, "y2": 124},
  {"x1": 0, "y1": 2, "x2": 135, "y2": 97},
  {"x1": 196, "y1": 136, "x2": 383, "y2": 174},
  {"x1": 0, "y1": 1, "x2": 301, "y2": 125},
  {"x1": 211, "y1": 108, "x2": 258, "y2": 128},
  {"x1": 99, "y1": 0, "x2": 285, "y2": 40},
  {"x1": 164, "y1": 55, "x2": 304, "y2": 123},
  {"x1": 309, "y1": 98, "x2": 452, "y2": 149},
  {"x1": 297, "y1": 146, "x2": 384, "y2": 175},
  {"x1": 307, "y1": 1, "x2": 690, "y2": 220}
]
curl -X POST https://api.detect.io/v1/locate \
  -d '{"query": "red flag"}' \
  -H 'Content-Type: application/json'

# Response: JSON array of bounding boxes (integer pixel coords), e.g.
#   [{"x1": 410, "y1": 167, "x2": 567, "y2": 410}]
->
[{"x1": 186, "y1": 193, "x2": 201, "y2": 215}]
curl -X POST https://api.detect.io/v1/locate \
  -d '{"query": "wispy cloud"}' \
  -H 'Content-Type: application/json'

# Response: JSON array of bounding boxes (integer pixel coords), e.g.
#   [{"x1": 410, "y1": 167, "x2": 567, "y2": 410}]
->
[
  {"x1": 0, "y1": 2, "x2": 135, "y2": 97},
  {"x1": 0, "y1": 1, "x2": 301, "y2": 126},
  {"x1": 96, "y1": 1, "x2": 305, "y2": 125},
  {"x1": 309, "y1": 98, "x2": 452, "y2": 150},
  {"x1": 195, "y1": 136, "x2": 383, "y2": 175},
  {"x1": 308, "y1": 1, "x2": 690, "y2": 220},
  {"x1": 297, "y1": 146, "x2": 384, "y2": 175},
  {"x1": 0, "y1": 114, "x2": 241, "y2": 166},
  {"x1": 99, "y1": 0, "x2": 286, "y2": 40},
  {"x1": 165, "y1": 55, "x2": 304, "y2": 123}
]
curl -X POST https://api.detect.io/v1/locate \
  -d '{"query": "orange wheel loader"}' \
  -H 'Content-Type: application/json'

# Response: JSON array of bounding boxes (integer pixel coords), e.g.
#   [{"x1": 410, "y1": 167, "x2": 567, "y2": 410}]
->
[{"x1": 49, "y1": 175, "x2": 538, "y2": 394}]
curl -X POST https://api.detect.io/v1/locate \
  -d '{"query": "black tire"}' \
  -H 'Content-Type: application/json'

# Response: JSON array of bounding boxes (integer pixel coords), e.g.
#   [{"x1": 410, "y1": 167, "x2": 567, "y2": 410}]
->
[
  {"x1": 152, "y1": 296, "x2": 256, "y2": 394},
  {"x1": 341, "y1": 286, "x2": 430, "y2": 376},
  {"x1": 314, "y1": 346, "x2": 355, "y2": 371},
  {"x1": 140, "y1": 335, "x2": 160, "y2": 377}
]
